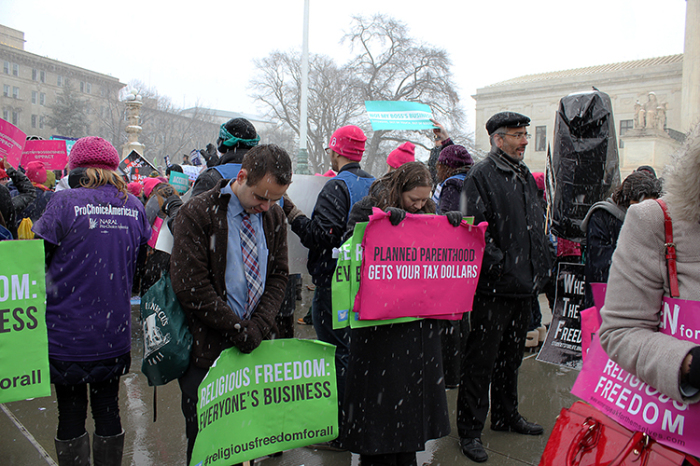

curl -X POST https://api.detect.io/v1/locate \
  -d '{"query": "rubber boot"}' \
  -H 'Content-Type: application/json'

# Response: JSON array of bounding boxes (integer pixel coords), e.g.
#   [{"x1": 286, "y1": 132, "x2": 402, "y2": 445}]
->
[
  {"x1": 93, "y1": 430, "x2": 125, "y2": 466},
  {"x1": 54, "y1": 432, "x2": 90, "y2": 466}
]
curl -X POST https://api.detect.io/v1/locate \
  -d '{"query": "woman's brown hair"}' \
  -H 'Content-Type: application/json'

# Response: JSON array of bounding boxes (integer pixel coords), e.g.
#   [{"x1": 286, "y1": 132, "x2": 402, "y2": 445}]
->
[
  {"x1": 372, "y1": 161, "x2": 436, "y2": 213},
  {"x1": 79, "y1": 168, "x2": 129, "y2": 203}
]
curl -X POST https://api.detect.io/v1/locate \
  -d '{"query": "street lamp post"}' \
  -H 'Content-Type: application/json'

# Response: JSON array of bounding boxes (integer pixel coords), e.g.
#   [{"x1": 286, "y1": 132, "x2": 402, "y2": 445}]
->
[{"x1": 296, "y1": 0, "x2": 311, "y2": 174}]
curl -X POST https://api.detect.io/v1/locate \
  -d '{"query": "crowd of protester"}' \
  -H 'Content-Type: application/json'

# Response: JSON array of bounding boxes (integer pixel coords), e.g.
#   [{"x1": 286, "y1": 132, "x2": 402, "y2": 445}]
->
[{"x1": 3, "y1": 112, "x2": 700, "y2": 466}]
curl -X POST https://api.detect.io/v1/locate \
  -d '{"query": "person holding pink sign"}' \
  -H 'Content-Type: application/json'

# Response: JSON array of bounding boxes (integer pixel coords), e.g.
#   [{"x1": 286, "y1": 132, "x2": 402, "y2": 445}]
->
[
  {"x1": 599, "y1": 123, "x2": 700, "y2": 405},
  {"x1": 341, "y1": 162, "x2": 461, "y2": 466}
]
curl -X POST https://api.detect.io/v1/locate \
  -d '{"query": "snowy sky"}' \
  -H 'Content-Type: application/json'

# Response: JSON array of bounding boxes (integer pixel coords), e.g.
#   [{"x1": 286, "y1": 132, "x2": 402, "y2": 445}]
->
[{"x1": 1, "y1": 0, "x2": 688, "y2": 133}]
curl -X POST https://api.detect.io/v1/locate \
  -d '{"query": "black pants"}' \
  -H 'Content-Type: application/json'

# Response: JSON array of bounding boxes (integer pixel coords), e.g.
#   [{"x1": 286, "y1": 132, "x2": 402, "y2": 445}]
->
[
  {"x1": 54, "y1": 377, "x2": 122, "y2": 440},
  {"x1": 457, "y1": 294, "x2": 531, "y2": 438},
  {"x1": 360, "y1": 452, "x2": 417, "y2": 466}
]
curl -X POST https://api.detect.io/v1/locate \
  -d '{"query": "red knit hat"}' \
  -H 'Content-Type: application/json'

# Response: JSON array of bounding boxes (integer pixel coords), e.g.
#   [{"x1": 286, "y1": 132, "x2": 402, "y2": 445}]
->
[
  {"x1": 25, "y1": 161, "x2": 47, "y2": 184},
  {"x1": 0, "y1": 168, "x2": 7, "y2": 180},
  {"x1": 386, "y1": 142, "x2": 415, "y2": 169},
  {"x1": 328, "y1": 125, "x2": 366, "y2": 161},
  {"x1": 69, "y1": 136, "x2": 120, "y2": 171}
]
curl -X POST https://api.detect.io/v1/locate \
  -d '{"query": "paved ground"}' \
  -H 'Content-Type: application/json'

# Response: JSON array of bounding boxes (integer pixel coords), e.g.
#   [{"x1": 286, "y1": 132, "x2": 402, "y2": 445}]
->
[{"x1": 2, "y1": 285, "x2": 579, "y2": 465}]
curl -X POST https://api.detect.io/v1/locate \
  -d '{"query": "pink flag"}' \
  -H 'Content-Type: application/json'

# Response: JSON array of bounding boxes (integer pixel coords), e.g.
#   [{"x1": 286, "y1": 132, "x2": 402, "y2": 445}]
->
[
  {"x1": 21, "y1": 139, "x2": 68, "y2": 170},
  {"x1": 0, "y1": 119, "x2": 26, "y2": 167},
  {"x1": 572, "y1": 297, "x2": 700, "y2": 457},
  {"x1": 355, "y1": 208, "x2": 486, "y2": 320}
]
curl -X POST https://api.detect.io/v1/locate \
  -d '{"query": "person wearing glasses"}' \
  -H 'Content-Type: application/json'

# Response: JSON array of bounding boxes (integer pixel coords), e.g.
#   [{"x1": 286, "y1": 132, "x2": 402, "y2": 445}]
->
[{"x1": 456, "y1": 112, "x2": 552, "y2": 463}]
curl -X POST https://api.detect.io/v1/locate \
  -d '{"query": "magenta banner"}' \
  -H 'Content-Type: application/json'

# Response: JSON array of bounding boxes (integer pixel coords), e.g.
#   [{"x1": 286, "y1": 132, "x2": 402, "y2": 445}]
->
[
  {"x1": 21, "y1": 139, "x2": 68, "y2": 170},
  {"x1": 572, "y1": 297, "x2": 700, "y2": 457},
  {"x1": 355, "y1": 208, "x2": 486, "y2": 321},
  {"x1": 0, "y1": 119, "x2": 26, "y2": 167}
]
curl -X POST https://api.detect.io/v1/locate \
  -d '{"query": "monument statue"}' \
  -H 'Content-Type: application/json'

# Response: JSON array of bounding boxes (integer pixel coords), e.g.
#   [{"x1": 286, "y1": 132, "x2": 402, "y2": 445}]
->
[{"x1": 644, "y1": 92, "x2": 658, "y2": 129}]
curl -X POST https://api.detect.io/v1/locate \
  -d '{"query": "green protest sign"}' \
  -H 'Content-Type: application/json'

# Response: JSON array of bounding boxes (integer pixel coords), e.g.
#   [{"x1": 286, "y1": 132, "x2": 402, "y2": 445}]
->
[
  {"x1": 169, "y1": 170, "x2": 190, "y2": 194},
  {"x1": 364, "y1": 101, "x2": 434, "y2": 131},
  {"x1": 332, "y1": 222, "x2": 417, "y2": 329},
  {"x1": 0, "y1": 240, "x2": 50, "y2": 403},
  {"x1": 190, "y1": 339, "x2": 337, "y2": 466}
]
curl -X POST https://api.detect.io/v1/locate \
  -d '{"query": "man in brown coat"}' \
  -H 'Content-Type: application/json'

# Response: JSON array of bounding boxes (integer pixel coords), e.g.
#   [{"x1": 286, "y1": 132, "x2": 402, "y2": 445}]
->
[{"x1": 170, "y1": 144, "x2": 292, "y2": 464}]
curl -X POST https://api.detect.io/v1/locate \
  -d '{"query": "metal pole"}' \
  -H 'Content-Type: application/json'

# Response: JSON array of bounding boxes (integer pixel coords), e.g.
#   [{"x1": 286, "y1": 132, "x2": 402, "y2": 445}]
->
[{"x1": 296, "y1": 0, "x2": 311, "y2": 174}]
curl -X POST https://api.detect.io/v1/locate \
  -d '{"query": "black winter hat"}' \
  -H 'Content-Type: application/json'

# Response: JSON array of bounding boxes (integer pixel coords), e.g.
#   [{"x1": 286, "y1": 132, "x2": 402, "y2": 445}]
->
[{"x1": 486, "y1": 112, "x2": 530, "y2": 136}]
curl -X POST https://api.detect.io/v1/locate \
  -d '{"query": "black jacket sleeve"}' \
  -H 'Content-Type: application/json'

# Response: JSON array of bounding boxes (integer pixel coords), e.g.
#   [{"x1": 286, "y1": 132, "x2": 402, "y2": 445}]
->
[
  {"x1": 291, "y1": 179, "x2": 350, "y2": 251},
  {"x1": 8, "y1": 166, "x2": 37, "y2": 213}
]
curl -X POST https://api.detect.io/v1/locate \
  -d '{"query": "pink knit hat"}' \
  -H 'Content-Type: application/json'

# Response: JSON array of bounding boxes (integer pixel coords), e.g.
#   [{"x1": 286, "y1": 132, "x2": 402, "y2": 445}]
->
[
  {"x1": 386, "y1": 142, "x2": 415, "y2": 169},
  {"x1": 127, "y1": 181, "x2": 143, "y2": 197},
  {"x1": 328, "y1": 125, "x2": 366, "y2": 161},
  {"x1": 69, "y1": 136, "x2": 120, "y2": 171},
  {"x1": 25, "y1": 161, "x2": 48, "y2": 184},
  {"x1": 142, "y1": 177, "x2": 164, "y2": 199}
]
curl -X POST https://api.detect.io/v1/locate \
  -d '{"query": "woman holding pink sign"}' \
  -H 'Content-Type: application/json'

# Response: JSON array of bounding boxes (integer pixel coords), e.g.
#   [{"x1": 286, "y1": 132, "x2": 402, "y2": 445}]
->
[
  {"x1": 341, "y1": 162, "x2": 462, "y2": 466},
  {"x1": 599, "y1": 124, "x2": 700, "y2": 405}
]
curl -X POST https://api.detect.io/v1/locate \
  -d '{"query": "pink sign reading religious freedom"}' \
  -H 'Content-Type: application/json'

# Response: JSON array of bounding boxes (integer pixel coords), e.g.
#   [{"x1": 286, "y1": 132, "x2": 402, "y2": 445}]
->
[
  {"x1": 572, "y1": 297, "x2": 700, "y2": 457},
  {"x1": 355, "y1": 208, "x2": 487, "y2": 321},
  {"x1": 0, "y1": 119, "x2": 27, "y2": 167},
  {"x1": 21, "y1": 139, "x2": 68, "y2": 170}
]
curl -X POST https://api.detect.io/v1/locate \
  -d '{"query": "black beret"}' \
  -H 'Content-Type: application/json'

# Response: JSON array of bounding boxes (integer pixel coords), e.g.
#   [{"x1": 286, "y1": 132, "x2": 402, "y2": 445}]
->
[{"x1": 486, "y1": 112, "x2": 531, "y2": 136}]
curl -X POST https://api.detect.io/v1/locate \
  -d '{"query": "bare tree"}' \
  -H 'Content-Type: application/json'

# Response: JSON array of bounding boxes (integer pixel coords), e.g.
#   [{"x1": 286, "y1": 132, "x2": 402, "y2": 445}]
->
[
  {"x1": 250, "y1": 15, "x2": 469, "y2": 176},
  {"x1": 251, "y1": 52, "x2": 363, "y2": 173},
  {"x1": 343, "y1": 14, "x2": 466, "y2": 174}
]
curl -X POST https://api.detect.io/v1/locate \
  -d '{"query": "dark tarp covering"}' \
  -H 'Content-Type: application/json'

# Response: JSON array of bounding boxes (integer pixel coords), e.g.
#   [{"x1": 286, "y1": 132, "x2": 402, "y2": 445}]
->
[{"x1": 549, "y1": 91, "x2": 620, "y2": 242}]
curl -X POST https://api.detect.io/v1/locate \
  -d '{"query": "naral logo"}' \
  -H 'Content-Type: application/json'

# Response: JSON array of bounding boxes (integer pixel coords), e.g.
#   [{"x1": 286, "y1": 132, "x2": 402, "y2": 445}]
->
[{"x1": 89, "y1": 218, "x2": 98, "y2": 229}]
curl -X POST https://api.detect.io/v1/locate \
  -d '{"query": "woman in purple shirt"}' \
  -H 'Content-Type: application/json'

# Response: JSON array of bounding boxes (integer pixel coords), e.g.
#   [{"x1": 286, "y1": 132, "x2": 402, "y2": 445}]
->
[{"x1": 33, "y1": 137, "x2": 150, "y2": 466}]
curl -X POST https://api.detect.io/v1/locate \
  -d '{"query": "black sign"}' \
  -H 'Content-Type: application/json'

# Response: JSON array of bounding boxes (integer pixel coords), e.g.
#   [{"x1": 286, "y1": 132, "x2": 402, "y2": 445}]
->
[
  {"x1": 119, "y1": 150, "x2": 156, "y2": 182},
  {"x1": 537, "y1": 263, "x2": 585, "y2": 369}
]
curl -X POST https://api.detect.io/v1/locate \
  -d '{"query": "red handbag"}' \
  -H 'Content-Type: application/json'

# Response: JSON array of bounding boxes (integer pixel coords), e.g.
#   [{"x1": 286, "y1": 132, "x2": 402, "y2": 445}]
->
[{"x1": 539, "y1": 401, "x2": 699, "y2": 466}]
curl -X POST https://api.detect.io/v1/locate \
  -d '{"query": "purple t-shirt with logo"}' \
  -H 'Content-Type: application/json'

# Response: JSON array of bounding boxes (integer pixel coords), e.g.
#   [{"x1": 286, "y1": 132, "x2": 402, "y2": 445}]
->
[{"x1": 33, "y1": 185, "x2": 151, "y2": 361}]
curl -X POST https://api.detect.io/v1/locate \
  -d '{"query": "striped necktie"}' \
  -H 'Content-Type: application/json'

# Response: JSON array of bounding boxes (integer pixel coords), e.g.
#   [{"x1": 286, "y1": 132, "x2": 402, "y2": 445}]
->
[{"x1": 240, "y1": 214, "x2": 263, "y2": 317}]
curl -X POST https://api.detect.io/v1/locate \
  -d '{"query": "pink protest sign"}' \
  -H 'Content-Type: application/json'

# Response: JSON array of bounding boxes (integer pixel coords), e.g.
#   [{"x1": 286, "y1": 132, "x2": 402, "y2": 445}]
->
[
  {"x1": 21, "y1": 139, "x2": 68, "y2": 170},
  {"x1": 355, "y1": 209, "x2": 486, "y2": 321},
  {"x1": 147, "y1": 216, "x2": 163, "y2": 248},
  {"x1": 572, "y1": 297, "x2": 700, "y2": 457},
  {"x1": 0, "y1": 119, "x2": 26, "y2": 167}
]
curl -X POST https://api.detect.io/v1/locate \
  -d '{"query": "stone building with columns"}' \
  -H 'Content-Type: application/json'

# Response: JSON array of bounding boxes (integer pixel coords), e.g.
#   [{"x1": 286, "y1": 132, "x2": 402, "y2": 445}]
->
[{"x1": 473, "y1": 0, "x2": 700, "y2": 176}]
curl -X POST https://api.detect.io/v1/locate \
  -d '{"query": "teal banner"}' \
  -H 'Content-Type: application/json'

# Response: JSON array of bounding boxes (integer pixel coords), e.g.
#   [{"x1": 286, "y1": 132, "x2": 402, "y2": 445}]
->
[
  {"x1": 0, "y1": 240, "x2": 51, "y2": 403},
  {"x1": 191, "y1": 339, "x2": 337, "y2": 466},
  {"x1": 364, "y1": 101, "x2": 434, "y2": 130}
]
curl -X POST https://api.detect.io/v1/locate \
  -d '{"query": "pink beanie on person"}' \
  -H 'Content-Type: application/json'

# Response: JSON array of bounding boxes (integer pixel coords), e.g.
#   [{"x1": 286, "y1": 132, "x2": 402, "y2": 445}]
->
[
  {"x1": 328, "y1": 125, "x2": 366, "y2": 162},
  {"x1": 387, "y1": 142, "x2": 415, "y2": 169},
  {"x1": 127, "y1": 182, "x2": 143, "y2": 197},
  {"x1": 69, "y1": 136, "x2": 120, "y2": 171},
  {"x1": 25, "y1": 161, "x2": 48, "y2": 184},
  {"x1": 142, "y1": 177, "x2": 163, "y2": 199}
]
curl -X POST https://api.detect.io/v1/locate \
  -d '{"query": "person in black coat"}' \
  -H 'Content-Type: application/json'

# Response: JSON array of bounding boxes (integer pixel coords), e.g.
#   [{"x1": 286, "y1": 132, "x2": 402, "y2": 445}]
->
[
  {"x1": 581, "y1": 170, "x2": 661, "y2": 308},
  {"x1": 0, "y1": 157, "x2": 36, "y2": 238},
  {"x1": 190, "y1": 118, "x2": 260, "y2": 197},
  {"x1": 457, "y1": 112, "x2": 552, "y2": 463},
  {"x1": 342, "y1": 162, "x2": 461, "y2": 466}
]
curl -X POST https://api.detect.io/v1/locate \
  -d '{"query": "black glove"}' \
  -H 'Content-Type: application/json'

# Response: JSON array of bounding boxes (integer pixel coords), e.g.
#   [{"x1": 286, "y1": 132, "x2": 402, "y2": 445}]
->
[
  {"x1": 688, "y1": 346, "x2": 700, "y2": 389},
  {"x1": 230, "y1": 320, "x2": 263, "y2": 354},
  {"x1": 283, "y1": 194, "x2": 303, "y2": 222},
  {"x1": 446, "y1": 211, "x2": 463, "y2": 227},
  {"x1": 386, "y1": 207, "x2": 407, "y2": 226},
  {"x1": 161, "y1": 195, "x2": 183, "y2": 217}
]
